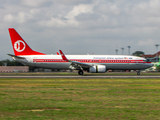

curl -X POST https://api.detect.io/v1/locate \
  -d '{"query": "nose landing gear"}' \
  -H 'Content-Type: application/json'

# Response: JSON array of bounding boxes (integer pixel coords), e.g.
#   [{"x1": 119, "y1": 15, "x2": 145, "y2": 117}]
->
[{"x1": 137, "y1": 71, "x2": 140, "y2": 75}]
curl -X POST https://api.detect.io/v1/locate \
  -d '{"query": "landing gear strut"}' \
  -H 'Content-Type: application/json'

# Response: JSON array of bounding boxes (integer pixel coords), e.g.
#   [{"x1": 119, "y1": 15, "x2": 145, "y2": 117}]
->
[{"x1": 78, "y1": 70, "x2": 84, "y2": 75}]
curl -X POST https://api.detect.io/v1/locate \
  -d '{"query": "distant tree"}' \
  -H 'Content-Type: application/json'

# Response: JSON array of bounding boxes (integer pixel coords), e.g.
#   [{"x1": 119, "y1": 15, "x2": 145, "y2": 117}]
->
[
  {"x1": 0, "y1": 59, "x2": 23, "y2": 66},
  {"x1": 132, "y1": 51, "x2": 145, "y2": 57}
]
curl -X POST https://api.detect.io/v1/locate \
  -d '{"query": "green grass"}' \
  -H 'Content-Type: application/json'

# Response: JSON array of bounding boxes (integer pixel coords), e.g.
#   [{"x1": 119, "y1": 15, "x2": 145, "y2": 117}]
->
[{"x1": 0, "y1": 78, "x2": 160, "y2": 119}]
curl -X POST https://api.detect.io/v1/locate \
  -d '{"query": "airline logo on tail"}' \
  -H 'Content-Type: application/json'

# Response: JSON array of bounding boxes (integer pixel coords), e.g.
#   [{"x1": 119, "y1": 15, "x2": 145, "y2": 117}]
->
[{"x1": 14, "y1": 40, "x2": 26, "y2": 52}]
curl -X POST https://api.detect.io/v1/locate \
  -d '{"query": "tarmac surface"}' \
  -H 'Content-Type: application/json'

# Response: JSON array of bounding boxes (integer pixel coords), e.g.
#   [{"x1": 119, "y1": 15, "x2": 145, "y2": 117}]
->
[{"x1": 1, "y1": 75, "x2": 160, "y2": 78}]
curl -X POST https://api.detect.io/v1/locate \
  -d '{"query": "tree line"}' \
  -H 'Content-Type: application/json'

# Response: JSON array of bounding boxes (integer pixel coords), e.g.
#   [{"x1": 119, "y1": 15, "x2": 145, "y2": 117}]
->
[{"x1": 0, "y1": 59, "x2": 23, "y2": 66}]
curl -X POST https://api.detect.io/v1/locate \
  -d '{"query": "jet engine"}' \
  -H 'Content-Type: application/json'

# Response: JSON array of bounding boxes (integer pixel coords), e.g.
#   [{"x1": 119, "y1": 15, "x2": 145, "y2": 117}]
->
[{"x1": 89, "y1": 65, "x2": 106, "y2": 73}]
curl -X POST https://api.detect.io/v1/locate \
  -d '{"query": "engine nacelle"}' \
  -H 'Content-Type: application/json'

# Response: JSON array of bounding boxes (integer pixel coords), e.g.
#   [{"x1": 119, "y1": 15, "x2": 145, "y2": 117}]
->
[{"x1": 89, "y1": 65, "x2": 106, "y2": 73}]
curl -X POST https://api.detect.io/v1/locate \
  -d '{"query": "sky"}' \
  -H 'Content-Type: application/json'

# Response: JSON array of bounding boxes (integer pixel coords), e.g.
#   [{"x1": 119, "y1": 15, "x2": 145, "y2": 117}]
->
[{"x1": 1, "y1": 0, "x2": 160, "y2": 60}]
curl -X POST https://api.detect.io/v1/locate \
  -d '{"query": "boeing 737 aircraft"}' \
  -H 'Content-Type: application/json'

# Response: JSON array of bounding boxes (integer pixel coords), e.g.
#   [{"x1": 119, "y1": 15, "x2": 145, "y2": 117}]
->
[{"x1": 8, "y1": 28, "x2": 153, "y2": 75}]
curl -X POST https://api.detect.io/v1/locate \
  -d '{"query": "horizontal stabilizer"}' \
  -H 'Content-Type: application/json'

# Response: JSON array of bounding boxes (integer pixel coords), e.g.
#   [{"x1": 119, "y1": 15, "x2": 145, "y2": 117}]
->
[{"x1": 7, "y1": 54, "x2": 25, "y2": 59}]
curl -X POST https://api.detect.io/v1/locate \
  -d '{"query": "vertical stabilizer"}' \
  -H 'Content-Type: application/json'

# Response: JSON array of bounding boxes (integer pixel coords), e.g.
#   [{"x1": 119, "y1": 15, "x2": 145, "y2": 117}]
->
[{"x1": 8, "y1": 28, "x2": 45, "y2": 56}]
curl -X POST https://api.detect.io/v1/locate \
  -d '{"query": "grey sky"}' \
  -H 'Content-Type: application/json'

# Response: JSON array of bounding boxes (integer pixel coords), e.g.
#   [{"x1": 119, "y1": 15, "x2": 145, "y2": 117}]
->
[{"x1": 1, "y1": 0, "x2": 160, "y2": 60}]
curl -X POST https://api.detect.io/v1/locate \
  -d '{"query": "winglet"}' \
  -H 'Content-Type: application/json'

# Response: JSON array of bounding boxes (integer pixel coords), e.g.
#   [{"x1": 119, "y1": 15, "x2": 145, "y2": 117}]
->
[
  {"x1": 59, "y1": 50, "x2": 68, "y2": 61},
  {"x1": 57, "y1": 52, "x2": 59, "y2": 55}
]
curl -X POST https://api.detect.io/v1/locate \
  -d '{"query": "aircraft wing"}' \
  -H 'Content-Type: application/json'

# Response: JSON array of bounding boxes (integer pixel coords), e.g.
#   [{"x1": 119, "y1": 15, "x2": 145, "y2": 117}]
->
[
  {"x1": 59, "y1": 50, "x2": 92, "y2": 70},
  {"x1": 71, "y1": 61, "x2": 92, "y2": 67}
]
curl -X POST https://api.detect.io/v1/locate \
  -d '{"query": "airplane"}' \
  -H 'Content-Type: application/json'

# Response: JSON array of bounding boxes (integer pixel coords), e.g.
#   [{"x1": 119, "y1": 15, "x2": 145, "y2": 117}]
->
[{"x1": 8, "y1": 28, "x2": 153, "y2": 75}]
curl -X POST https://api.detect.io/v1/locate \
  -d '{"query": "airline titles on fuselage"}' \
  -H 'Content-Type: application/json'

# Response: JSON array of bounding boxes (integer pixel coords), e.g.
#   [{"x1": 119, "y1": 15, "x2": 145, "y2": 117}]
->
[{"x1": 93, "y1": 57, "x2": 133, "y2": 60}]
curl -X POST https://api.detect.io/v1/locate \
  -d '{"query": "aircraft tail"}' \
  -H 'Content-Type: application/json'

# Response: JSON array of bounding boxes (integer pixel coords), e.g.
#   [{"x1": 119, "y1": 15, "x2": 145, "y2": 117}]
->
[{"x1": 8, "y1": 28, "x2": 45, "y2": 56}]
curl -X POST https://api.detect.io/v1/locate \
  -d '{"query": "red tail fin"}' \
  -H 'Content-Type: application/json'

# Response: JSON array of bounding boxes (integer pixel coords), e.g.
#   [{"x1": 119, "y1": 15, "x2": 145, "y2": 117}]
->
[{"x1": 8, "y1": 28, "x2": 45, "y2": 56}]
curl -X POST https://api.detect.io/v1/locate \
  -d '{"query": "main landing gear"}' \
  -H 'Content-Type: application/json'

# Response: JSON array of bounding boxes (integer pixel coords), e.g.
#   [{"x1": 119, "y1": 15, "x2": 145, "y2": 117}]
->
[{"x1": 78, "y1": 70, "x2": 84, "y2": 75}]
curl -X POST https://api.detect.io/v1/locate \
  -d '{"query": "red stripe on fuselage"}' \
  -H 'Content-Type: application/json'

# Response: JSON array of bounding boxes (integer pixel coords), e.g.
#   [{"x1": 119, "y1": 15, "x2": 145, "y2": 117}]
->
[{"x1": 33, "y1": 59, "x2": 151, "y2": 64}]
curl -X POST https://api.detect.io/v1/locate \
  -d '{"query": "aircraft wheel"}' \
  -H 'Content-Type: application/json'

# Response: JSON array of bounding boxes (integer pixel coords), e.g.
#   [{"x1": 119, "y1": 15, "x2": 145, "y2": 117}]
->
[
  {"x1": 78, "y1": 70, "x2": 84, "y2": 75},
  {"x1": 137, "y1": 71, "x2": 140, "y2": 75}
]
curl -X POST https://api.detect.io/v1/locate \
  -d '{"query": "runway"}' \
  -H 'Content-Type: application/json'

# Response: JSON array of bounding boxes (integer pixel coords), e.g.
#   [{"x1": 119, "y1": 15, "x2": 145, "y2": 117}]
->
[{"x1": 0, "y1": 75, "x2": 160, "y2": 78}]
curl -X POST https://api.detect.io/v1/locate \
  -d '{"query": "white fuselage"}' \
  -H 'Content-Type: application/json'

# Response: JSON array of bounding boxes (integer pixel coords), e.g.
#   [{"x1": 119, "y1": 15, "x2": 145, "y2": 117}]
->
[{"x1": 12, "y1": 54, "x2": 153, "y2": 70}]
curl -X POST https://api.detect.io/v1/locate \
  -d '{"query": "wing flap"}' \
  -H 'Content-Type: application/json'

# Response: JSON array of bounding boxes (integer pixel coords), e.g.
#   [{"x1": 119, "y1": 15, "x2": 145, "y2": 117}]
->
[{"x1": 71, "y1": 61, "x2": 92, "y2": 67}]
